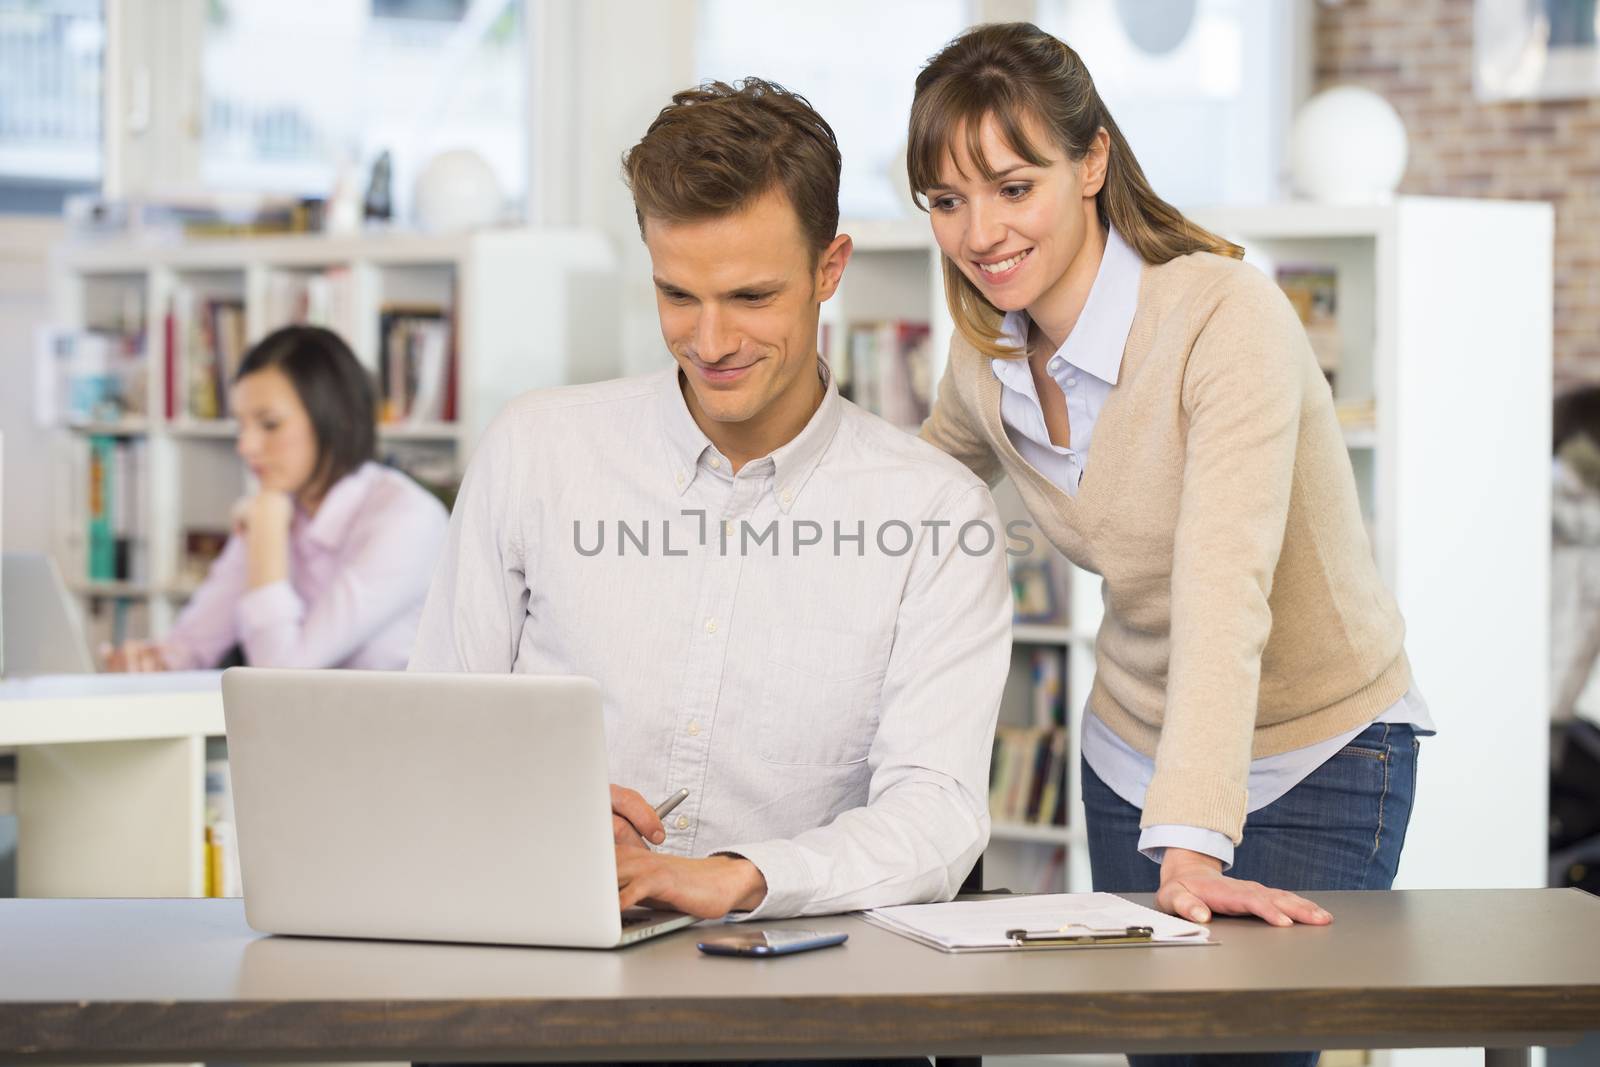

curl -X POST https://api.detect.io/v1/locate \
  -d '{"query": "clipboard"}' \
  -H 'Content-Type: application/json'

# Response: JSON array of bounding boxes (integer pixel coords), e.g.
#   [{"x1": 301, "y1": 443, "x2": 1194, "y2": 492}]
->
[
  {"x1": 1005, "y1": 924, "x2": 1156, "y2": 948},
  {"x1": 861, "y1": 892, "x2": 1215, "y2": 953}
]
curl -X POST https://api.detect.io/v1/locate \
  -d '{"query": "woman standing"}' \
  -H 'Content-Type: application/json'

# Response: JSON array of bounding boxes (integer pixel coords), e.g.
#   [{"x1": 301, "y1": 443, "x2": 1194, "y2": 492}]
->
[
  {"x1": 911, "y1": 23, "x2": 1432, "y2": 1067},
  {"x1": 104, "y1": 325, "x2": 448, "y2": 672}
]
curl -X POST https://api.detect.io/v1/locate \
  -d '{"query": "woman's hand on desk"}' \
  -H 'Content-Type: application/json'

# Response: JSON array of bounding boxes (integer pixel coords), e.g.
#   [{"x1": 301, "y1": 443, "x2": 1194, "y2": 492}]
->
[
  {"x1": 101, "y1": 639, "x2": 171, "y2": 673},
  {"x1": 616, "y1": 850, "x2": 768, "y2": 918},
  {"x1": 1157, "y1": 846, "x2": 1332, "y2": 927}
]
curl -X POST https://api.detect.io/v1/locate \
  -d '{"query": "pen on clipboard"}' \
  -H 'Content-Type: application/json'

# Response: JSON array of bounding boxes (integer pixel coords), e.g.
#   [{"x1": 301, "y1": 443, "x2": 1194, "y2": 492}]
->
[{"x1": 1005, "y1": 924, "x2": 1155, "y2": 947}]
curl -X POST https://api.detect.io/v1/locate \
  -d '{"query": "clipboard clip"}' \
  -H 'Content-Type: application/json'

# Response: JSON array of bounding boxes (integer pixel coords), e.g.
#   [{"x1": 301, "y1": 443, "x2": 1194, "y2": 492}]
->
[{"x1": 1005, "y1": 924, "x2": 1156, "y2": 947}]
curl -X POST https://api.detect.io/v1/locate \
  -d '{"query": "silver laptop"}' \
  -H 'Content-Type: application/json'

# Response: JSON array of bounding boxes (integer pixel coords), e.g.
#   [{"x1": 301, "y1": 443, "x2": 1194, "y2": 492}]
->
[
  {"x1": 220, "y1": 667, "x2": 697, "y2": 948},
  {"x1": 1, "y1": 552, "x2": 96, "y2": 678}
]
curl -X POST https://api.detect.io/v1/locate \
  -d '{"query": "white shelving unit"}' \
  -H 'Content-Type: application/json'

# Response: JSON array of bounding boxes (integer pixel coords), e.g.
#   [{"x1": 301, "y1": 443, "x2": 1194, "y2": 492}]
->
[
  {"x1": 837, "y1": 196, "x2": 1553, "y2": 910},
  {"x1": 46, "y1": 227, "x2": 620, "y2": 648},
  {"x1": 1189, "y1": 198, "x2": 1553, "y2": 909}
]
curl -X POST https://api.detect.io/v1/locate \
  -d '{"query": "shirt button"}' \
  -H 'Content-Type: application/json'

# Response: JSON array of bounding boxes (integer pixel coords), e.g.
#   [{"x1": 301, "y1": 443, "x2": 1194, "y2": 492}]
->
[
  {"x1": 675, "y1": 815, "x2": 690, "y2": 830},
  {"x1": 705, "y1": 618, "x2": 718, "y2": 634},
  {"x1": 1049, "y1": 358, "x2": 1062, "y2": 372},
  {"x1": 1066, "y1": 377, "x2": 1078, "y2": 388},
  {"x1": 687, "y1": 720, "x2": 701, "y2": 736},
  {"x1": 709, "y1": 456, "x2": 722, "y2": 469},
  {"x1": 675, "y1": 472, "x2": 684, "y2": 487},
  {"x1": 780, "y1": 489, "x2": 794, "y2": 506}
]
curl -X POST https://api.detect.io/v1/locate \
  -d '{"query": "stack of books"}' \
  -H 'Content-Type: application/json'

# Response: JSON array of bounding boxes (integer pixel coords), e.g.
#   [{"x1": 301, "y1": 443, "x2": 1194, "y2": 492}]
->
[
  {"x1": 989, "y1": 724, "x2": 1069, "y2": 826},
  {"x1": 1277, "y1": 264, "x2": 1341, "y2": 390},
  {"x1": 81, "y1": 434, "x2": 147, "y2": 583},
  {"x1": 829, "y1": 319, "x2": 932, "y2": 429},
  {"x1": 37, "y1": 326, "x2": 148, "y2": 425},
  {"x1": 166, "y1": 286, "x2": 247, "y2": 420},
  {"x1": 378, "y1": 306, "x2": 455, "y2": 425},
  {"x1": 204, "y1": 754, "x2": 242, "y2": 898}
]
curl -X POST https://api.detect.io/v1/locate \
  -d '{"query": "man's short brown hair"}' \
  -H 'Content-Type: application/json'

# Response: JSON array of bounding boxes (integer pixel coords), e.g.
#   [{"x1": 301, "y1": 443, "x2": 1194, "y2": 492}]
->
[{"x1": 623, "y1": 78, "x2": 841, "y2": 262}]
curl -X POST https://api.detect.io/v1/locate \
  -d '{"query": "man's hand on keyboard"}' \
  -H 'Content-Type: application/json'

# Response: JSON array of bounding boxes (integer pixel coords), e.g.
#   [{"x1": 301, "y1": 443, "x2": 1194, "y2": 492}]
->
[{"x1": 616, "y1": 849, "x2": 768, "y2": 919}]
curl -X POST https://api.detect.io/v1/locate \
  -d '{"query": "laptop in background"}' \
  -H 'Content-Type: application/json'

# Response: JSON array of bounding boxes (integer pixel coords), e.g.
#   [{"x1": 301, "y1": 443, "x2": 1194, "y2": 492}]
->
[
  {"x1": 221, "y1": 667, "x2": 696, "y2": 949},
  {"x1": 1, "y1": 552, "x2": 96, "y2": 678}
]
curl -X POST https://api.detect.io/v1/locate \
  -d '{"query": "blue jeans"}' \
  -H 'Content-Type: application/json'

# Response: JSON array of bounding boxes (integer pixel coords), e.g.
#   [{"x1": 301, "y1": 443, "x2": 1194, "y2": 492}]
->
[{"x1": 1082, "y1": 721, "x2": 1421, "y2": 1067}]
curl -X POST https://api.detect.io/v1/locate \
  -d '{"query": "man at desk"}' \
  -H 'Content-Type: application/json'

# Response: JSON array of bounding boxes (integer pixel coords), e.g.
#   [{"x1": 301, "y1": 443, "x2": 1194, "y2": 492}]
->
[{"x1": 410, "y1": 78, "x2": 1011, "y2": 920}]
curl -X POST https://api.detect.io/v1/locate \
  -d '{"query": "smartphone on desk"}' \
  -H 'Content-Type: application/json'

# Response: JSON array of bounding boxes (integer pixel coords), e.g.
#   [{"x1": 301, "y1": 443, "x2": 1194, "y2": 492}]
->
[{"x1": 697, "y1": 929, "x2": 848, "y2": 957}]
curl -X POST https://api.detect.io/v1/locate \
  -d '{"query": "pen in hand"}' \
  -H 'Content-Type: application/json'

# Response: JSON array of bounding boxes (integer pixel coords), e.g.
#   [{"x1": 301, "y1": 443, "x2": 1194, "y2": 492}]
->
[{"x1": 654, "y1": 788, "x2": 690, "y2": 819}]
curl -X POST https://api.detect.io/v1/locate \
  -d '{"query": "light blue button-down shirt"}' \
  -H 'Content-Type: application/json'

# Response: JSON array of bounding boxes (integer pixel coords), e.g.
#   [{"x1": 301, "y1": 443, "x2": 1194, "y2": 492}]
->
[{"x1": 991, "y1": 226, "x2": 1434, "y2": 868}]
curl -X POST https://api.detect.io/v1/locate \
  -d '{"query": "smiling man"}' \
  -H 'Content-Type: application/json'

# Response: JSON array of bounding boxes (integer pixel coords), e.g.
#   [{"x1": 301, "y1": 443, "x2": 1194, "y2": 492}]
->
[{"x1": 409, "y1": 79, "x2": 1010, "y2": 921}]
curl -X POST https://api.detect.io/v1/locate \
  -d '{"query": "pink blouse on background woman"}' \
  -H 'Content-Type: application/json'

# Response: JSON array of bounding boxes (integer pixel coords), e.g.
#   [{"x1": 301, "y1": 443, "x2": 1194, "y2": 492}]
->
[{"x1": 161, "y1": 462, "x2": 449, "y2": 671}]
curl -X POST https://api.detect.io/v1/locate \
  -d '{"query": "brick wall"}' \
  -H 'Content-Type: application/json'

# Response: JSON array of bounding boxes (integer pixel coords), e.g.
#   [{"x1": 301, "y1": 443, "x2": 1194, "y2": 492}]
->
[{"x1": 1315, "y1": 0, "x2": 1600, "y2": 384}]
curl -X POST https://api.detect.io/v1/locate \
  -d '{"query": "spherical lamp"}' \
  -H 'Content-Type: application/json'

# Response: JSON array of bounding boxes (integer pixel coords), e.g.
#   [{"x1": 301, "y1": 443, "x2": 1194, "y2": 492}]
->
[
  {"x1": 1288, "y1": 86, "x2": 1409, "y2": 204},
  {"x1": 413, "y1": 149, "x2": 507, "y2": 233}
]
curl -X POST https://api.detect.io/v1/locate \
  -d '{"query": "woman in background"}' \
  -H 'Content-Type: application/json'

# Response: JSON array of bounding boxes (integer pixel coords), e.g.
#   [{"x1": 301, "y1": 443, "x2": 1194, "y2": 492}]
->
[
  {"x1": 104, "y1": 325, "x2": 448, "y2": 671},
  {"x1": 910, "y1": 24, "x2": 1431, "y2": 1067}
]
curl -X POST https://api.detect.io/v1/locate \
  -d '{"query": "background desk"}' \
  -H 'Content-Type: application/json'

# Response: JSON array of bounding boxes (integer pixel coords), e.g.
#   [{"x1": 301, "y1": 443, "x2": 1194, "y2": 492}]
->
[
  {"x1": 0, "y1": 890, "x2": 1595, "y2": 1064},
  {"x1": 0, "y1": 671, "x2": 223, "y2": 896}
]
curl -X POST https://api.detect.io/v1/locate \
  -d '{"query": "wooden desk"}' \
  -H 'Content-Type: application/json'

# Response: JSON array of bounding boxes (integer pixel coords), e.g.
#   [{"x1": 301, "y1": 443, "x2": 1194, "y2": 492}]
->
[
  {"x1": 0, "y1": 671, "x2": 223, "y2": 896},
  {"x1": 0, "y1": 890, "x2": 1594, "y2": 1064}
]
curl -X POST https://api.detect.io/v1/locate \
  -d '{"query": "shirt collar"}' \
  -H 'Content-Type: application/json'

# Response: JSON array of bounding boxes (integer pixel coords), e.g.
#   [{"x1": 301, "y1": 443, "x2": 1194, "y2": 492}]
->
[
  {"x1": 301, "y1": 462, "x2": 378, "y2": 550},
  {"x1": 992, "y1": 224, "x2": 1142, "y2": 388},
  {"x1": 656, "y1": 366, "x2": 717, "y2": 494},
  {"x1": 654, "y1": 359, "x2": 842, "y2": 513}
]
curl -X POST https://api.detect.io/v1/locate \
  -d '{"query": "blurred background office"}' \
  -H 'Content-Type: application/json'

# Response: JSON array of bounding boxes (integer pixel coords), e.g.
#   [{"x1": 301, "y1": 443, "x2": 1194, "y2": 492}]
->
[{"x1": 0, "y1": 2, "x2": 1595, "y2": 1063}]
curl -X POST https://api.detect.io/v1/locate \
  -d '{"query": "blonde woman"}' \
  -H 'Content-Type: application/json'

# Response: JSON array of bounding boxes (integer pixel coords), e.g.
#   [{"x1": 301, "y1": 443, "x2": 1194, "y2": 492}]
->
[{"x1": 911, "y1": 23, "x2": 1432, "y2": 1067}]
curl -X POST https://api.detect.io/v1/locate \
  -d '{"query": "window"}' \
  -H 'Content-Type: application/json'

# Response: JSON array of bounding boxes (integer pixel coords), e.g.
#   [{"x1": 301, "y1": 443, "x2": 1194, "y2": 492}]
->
[
  {"x1": 1039, "y1": 0, "x2": 1294, "y2": 207},
  {"x1": 697, "y1": 0, "x2": 972, "y2": 220},
  {"x1": 0, "y1": 0, "x2": 103, "y2": 211},
  {"x1": 201, "y1": 0, "x2": 525, "y2": 217}
]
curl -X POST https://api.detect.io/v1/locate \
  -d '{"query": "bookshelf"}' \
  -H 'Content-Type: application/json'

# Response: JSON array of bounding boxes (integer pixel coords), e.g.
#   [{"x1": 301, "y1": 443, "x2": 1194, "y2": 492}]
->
[
  {"x1": 1188, "y1": 198, "x2": 1553, "y2": 911},
  {"x1": 832, "y1": 218, "x2": 1100, "y2": 895},
  {"x1": 836, "y1": 196, "x2": 1553, "y2": 905},
  {"x1": 44, "y1": 227, "x2": 619, "y2": 652}
]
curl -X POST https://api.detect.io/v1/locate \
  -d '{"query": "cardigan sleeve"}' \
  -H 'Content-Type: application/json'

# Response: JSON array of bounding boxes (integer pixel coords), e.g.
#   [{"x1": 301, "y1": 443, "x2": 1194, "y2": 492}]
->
[
  {"x1": 918, "y1": 341, "x2": 1004, "y2": 487},
  {"x1": 1138, "y1": 270, "x2": 1308, "y2": 843}
]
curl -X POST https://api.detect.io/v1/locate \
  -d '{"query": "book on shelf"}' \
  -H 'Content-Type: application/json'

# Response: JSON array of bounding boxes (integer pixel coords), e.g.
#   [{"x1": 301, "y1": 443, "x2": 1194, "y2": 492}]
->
[
  {"x1": 1030, "y1": 646, "x2": 1066, "y2": 725},
  {"x1": 167, "y1": 286, "x2": 247, "y2": 420},
  {"x1": 1276, "y1": 264, "x2": 1341, "y2": 388},
  {"x1": 1335, "y1": 396, "x2": 1377, "y2": 431},
  {"x1": 35, "y1": 321, "x2": 147, "y2": 426},
  {"x1": 378, "y1": 305, "x2": 456, "y2": 426},
  {"x1": 178, "y1": 528, "x2": 230, "y2": 591},
  {"x1": 829, "y1": 319, "x2": 932, "y2": 428},
  {"x1": 203, "y1": 756, "x2": 242, "y2": 898},
  {"x1": 81, "y1": 434, "x2": 148, "y2": 584},
  {"x1": 990, "y1": 724, "x2": 1069, "y2": 827},
  {"x1": 262, "y1": 267, "x2": 361, "y2": 346}
]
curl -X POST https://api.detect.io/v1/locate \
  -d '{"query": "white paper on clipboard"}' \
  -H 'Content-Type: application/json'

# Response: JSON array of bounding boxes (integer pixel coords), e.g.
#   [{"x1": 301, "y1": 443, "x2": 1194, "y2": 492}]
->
[{"x1": 861, "y1": 892, "x2": 1214, "y2": 953}]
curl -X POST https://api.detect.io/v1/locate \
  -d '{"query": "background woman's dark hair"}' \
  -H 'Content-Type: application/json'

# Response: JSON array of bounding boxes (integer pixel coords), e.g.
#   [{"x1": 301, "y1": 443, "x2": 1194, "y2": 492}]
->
[{"x1": 235, "y1": 325, "x2": 377, "y2": 496}]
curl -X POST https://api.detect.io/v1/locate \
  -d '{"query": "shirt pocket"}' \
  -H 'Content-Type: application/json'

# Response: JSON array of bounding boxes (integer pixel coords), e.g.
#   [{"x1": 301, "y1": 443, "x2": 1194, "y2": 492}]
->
[{"x1": 755, "y1": 625, "x2": 888, "y2": 766}]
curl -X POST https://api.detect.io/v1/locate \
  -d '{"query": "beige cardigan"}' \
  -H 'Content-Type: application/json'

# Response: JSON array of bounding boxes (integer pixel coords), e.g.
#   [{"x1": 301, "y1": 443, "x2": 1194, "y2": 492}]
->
[{"x1": 921, "y1": 250, "x2": 1412, "y2": 842}]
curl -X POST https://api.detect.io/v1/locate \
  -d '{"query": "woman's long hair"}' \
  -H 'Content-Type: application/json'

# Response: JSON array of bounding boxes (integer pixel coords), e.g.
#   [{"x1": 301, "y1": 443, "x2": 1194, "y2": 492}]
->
[{"x1": 907, "y1": 22, "x2": 1243, "y2": 359}]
